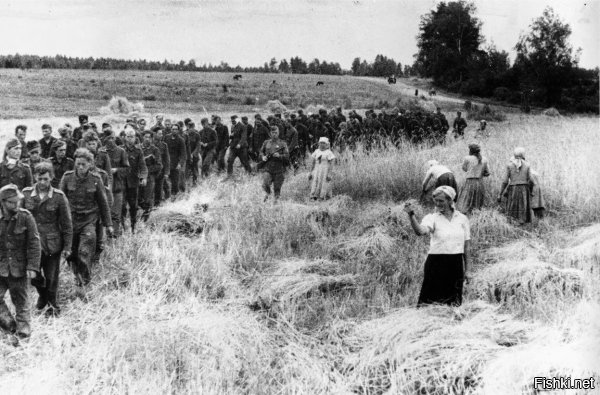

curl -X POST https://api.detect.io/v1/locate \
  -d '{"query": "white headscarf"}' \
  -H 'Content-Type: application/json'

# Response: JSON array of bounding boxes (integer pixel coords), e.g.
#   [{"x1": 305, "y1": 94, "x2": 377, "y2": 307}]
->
[{"x1": 433, "y1": 186, "x2": 456, "y2": 209}]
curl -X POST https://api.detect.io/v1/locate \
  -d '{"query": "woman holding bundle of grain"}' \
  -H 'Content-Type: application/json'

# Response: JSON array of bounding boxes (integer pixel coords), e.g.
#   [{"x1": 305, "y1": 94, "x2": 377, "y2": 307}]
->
[
  {"x1": 497, "y1": 147, "x2": 533, "y2": 224},
  {"x1": 457, "y1": 143, "x2": 490, "y2": 214},
  {"x1": 404, "y1": 186, "x2": 470, "y2": 307}
]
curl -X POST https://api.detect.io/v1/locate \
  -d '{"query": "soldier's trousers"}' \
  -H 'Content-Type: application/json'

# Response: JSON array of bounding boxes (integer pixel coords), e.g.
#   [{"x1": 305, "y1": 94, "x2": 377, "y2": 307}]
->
[
  {"x1": 122, "y1": 187, "x2": 139, "y2": 231},
  {"x1": 200, "y1": 150, "x2": 215, "y2": 178},
  {"x1": 0, "y1": 276, "x2": 30, "y2": 336},
  {"x1": 111, "y1": 191, "x2": 124, "y2": 237},
  {"x1": 139, "y1": 174, "x2": 156, "y2": 222},
  {"x1": 178, "y1": 162, "x2": 187, "y2": 192},
  {"x1": 156, "y1": 172, "x2": 170, "y2": 202},
  {"x1": 216, "y1": 148, "x2": 227, "y2": 171},
  {"x1": 70, "y1": 220, "x2": 96, "y2": 286},
  {"x1": 169, "y1": 168, "x2": 180, "y2": 195},
  {"x1": 227, "y1": 147, "x2": 252, "y2": 175},
  {"x1": 188, "y1": 156, "x2": 200, "y2": 184},
  {"x1": 35, "y1": 253, "x2": 61, "y2": 309},
  {"x1": 263, "y1": 171, "x2": 285, "y2": 198}
]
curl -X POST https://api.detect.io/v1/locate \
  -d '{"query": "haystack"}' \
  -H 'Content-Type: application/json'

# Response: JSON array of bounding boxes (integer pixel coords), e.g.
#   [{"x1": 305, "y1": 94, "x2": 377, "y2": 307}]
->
[
  {"x1": 550, "y1": 224, "x2": 600, "y2": 275},
  {"x1": 100, "y1": 96, "x2": 151, "y2": 126},
  {"x1": 470, "y1": 259, "x2": 583, "y2": 310},
  {"x1": 250, "y1": 258, "x2": 357, "y2": 311},
  {"x1": 266, "y1": 100, "x2": 287, "y2": 114},
  {"x1": 542, "y1": 107, "x2": 561, "y2": 117},
  {"x1": 147, "y1": 191, "x2": 218, "y2": 236},
  {"x1": 343, "y1": 301, "x2": 537, "y2": 394}
]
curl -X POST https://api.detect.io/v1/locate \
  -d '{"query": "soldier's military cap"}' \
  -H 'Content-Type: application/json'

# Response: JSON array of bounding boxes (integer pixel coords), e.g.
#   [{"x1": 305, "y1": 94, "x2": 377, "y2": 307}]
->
[
  {"x1": 0, "y1": 184, "x2": 23, "y2": 200},
  {"x1": 41, "y1": 124, "x2": 52, "y2": 130},
  {"x1": 241, "y1": 116, "x2": 248, "y2": 121},
  {"x1": 5, "y1": 138, "x2": 21, "y2": 151},
  {"x1": 26, "y1": 140, "x2": 41, "y2": 153},
  {"x1": 78, "y1": 115, "x2": 88, "y2": 123},
  {"x1": 230, "y1": 115, "x2": 238, "y2": 120}
]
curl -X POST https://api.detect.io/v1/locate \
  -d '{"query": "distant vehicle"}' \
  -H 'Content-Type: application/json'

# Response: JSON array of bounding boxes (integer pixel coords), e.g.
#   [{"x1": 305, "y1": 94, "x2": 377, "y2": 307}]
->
[
  {"x1": 387, "y1": 76, "x2": 397, "y2": 84},
  {"x1": 316, "y1": 81, "x2": 324, "y2": 86},
  {"x1": 233, "y1": 74, "x2": 242, "y2": 81}
]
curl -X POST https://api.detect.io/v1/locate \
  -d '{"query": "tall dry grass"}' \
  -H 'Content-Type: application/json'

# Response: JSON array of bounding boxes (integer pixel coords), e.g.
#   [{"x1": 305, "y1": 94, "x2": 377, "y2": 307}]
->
[{"x1": 0, "y1": 113, "x2": 598, "y2": 394}]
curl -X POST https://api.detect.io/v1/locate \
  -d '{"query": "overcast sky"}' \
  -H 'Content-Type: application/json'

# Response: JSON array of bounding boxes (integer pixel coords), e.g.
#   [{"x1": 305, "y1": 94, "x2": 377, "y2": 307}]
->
[{"x1": 1, "y1": 0, "x2": 598, "y2": 69}]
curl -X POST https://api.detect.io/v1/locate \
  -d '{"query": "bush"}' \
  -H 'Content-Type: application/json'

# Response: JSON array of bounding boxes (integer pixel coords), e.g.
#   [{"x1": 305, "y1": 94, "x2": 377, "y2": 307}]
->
[
  {"x1": 143, "y1": 95, "x2": 157, "y2": 101},
  {"x1": 467, "y1": 105, "x2": 506, "y2": 122},
  {"x1": 243, "y1": 96, "x2": 255, "y2": 105},
  {"x1": 102, "y1": 94, "x2": 111, "y2": 101},
  {"x1": 493, "y1": 87, "x2": 511, "y2": 101}
]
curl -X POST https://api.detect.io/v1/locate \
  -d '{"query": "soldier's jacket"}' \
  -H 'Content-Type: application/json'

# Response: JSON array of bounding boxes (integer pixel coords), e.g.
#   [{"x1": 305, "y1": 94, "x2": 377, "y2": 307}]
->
[
  {"x1": 39, "y1": 136, "x2": 58, "y2": 159},
  {"x1": 0, "y1": 208, "x2": 41, "y2": 277},
  {"x1": 215, "y1": 124, "x2": 229, "y2": 151},
  {"x1": 243, "y1": 123, "x2": 254, "y2": 146},
  {"x1": 251, "y1": 122, "x2": 270, "y2": 153},
  {"x1": 186, "y1": 128, "x2": 201, "y2": 156},
  {"x1": 22, "y1": 185, "x2": 73, "y2": 255},
  {"x1": 142, "y1": 144, "x2": 163, "y2": 176},
  {"x1": 93, "y1": 167, "x2": 114, "y2": 208},
  {"x1": 59, "y1": 137, "x2": 78, "y2": 159},
  {"x1": 178, "y1": 131, "x2": 191, "y2": 162},
  {"x1": 453, "y1": 117, "x2": 467, "y2": 131},
  {"x1": 260, "y1": 138, "x2": 289, "y2": 174},
  {"x1": 165, "y1": 133, "x2": 186, "y2": 170},
  {"x1": 0, "y1": 161, "x2": 33, "y2": 191},
  {"x1": 123, "y1": 144, "x2": 148, "y2": 188},
  {"x1": 92, "y1": 148, "x2": 113, "y2": 189},
  {"x1": 154, "y1": 140, "x2": 170, "y2": 175},
  {"x1": 229, "y1": 122, "x2": 248, "y2": 148},
  {"x1": 105, "y1": 143, "x2": 129, "y2": 193},
  {"x1": 51, "y1": 156, "x2": 74, "y2": 189},
  {"x1": 198, "y1": 127, "x2": 217, "y2": 153},
  {"x1": 59, "y1": 170, "x2": 112, "y2": 229},
  {"x1": 284, "y1": 126, "x2": 299, "y2": 150}
]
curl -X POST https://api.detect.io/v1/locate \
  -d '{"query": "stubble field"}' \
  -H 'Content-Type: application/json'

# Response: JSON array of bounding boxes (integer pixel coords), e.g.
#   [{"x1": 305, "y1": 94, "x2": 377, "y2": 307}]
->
[{"x1": 0, "y1": 70, "x2": 598, "y2": 394}]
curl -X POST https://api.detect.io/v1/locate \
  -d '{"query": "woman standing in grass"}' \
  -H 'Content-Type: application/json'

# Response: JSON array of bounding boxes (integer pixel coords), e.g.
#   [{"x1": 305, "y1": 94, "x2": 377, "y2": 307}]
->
[
  {"x1": 498, "y1": 147, "x2": 533, "y2": 225},
  {"x1": 404, "y1": 186, "x2": 470, "y2": 307},
  {"x1": 308, "y1": 137, "x2": 335, "y2": 201},
  {"x1": 457, "y1": 144, "x2": 490, "y2": 214}
]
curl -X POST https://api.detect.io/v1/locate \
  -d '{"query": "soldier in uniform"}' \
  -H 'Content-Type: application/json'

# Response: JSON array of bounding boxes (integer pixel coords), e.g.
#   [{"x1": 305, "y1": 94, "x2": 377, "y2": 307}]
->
[
  {"x1": 22, "y1": 162, "x2": 72, "y2": 315},
  {"x1": 73, "y1": 115, "x2": 89, "y2": 143},
  {"x1": 214, "y1": 116, "x2": 229, "y2": 172},
  {"x1": 103, "y1": 132, "x2": 129, "y2": 237},
  {"x1": 26, "y1": 141, "x2": 44, "y2": 169},
  {"x1": 452, "y1": 111, "x2": 468, "y2": 139},
  {"x1": 260, "y1": 126, "x2": 289, "y2": 203},
  {"x1": 197, "y1": 118, "x2": 217, "y2": 178},
  {"x1": 139, "y1": 130, "x2": 162, "y2": 222},
  {"x1": 39, "y1": 124, "x2": 58, "y2": 159},
  {"x1": 226, "y1": 115, "x2": 252, "y2": 178},
  {"x1": 15, "y1": 125, "x2": 30, "y2": 164},
  {"x1": 57, "y1": 126, "x2": 78, "y2": 159},
  {"x1": 60, "y1": 148, "x2": 113, "y2": 288},
  {"x1": 51, "y1": 141, "x2": 74, "y2": 189},
  {"x1": 122, "y1": 128, "x2": 148, "y2": 233},
  {"x1": 0, "y1": 184, "x2": 41, "y2": 338},
  {"x1": 165, "y1": 124, "x2": 186, "y2": 197},
  {"x1": 0, "y1": 139, "x2": 33, "y2": 191},
  {"x1": 249, "y1": 114, "x2": 271, "y2": 163},
  {"x1": 153, "y1": 128, "x2": 170, "y2": 204},
  {"x1": 184, "y1": 120, "x2": 201, "y2": 186}
]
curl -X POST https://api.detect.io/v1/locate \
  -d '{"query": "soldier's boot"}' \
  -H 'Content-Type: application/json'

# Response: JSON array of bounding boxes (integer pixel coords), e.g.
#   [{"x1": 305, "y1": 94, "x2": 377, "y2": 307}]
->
[
  {"x1": 0, "y1": 314, "x2": 16, "y2": 334},
  {"x1": 15, "y1": 321, "x2": 31, "y2": 339},
  {"x1": 46, "y1": 292, "x2": 60, "y2": 317},
  {"x1": 35, "y1": 289, "x2": 48, "y2": 310},
  {"x1": 131, "y1": 221, "x2": 136, "y2": 234}
]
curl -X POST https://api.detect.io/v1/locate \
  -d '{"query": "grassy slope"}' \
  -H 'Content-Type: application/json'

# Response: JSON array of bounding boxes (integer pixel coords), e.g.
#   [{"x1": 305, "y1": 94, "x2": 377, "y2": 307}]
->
[{"x1": 0, "y1": 71, "x2": 598, "y2": 393}]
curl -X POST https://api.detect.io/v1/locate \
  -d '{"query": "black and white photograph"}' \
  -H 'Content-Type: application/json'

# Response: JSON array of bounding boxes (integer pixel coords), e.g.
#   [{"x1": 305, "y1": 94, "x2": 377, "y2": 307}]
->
[{"x1": 0, "y1": 0, "x2": 598, "y2": 393}]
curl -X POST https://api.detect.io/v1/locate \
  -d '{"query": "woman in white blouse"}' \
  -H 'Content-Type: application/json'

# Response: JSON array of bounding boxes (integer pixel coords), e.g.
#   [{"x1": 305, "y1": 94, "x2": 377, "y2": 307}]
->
[{"x1": 404, "y1": 186, "x2": 471, "y2": 306}]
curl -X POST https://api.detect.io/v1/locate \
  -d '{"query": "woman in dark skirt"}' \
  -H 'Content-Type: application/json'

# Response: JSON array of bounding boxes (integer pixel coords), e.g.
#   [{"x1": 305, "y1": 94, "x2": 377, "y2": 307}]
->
[
  {"x1": 404, "y1": 186, "x2": 471, "y2": 306},
  {"x1": 498, "y1": 147, "x2": 533, "y2": 224},
  {"x1": 457, "y1": 144, "x2": 490, "y2": 214}
]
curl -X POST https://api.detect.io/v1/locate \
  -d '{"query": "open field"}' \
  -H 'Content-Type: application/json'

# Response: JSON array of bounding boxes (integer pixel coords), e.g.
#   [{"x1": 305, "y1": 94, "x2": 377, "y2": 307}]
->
[{"x1": 0, "y1": 70, "x2": 599, "y2": 394}]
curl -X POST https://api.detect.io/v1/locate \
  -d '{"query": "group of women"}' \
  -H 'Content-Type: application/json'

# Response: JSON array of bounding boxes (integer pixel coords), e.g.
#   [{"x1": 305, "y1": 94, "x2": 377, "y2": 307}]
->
[{"x1": 411, "y1": 145, "x2": 544, "y2": 307}]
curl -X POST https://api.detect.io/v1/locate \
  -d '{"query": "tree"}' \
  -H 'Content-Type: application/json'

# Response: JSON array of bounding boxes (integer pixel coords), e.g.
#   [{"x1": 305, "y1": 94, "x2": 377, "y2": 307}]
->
[
  {"x1": 269, "y1": 57, "x2": 278, "y2": 73},
  {"x1": 278, "y1": 59, "x2": 290, "y2": 73},
  {"x1": 351, "y1": 57, "x2": 361, "y2": 76},
  {"x1": 415, "y1": 1, "x2": 483, "y2": 87},
  {"x1": 514, "y1": 7, "x2": 580, "y2": 106}
]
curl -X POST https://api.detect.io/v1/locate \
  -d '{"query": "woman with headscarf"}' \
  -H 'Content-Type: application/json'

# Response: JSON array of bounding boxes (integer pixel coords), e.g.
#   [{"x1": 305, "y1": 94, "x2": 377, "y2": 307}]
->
[
  {"x1": 457, "y1": 143, "x2": 490, "y2": 214},
  {"x1": 404, "y1": 186, "x2": 470, "y2": 306},
  {"x1": 498, "y1": 147, "x2": 533, "y2": 224},
  {"x1": 0, "y1": 139, "x2": 33, "y2": 191},
  {"x1": 308, "y1": 137, "x2": 336, "y2": 201},
  {"x1": 421, "y1": 160, "x2": 457, "y2": 203}
]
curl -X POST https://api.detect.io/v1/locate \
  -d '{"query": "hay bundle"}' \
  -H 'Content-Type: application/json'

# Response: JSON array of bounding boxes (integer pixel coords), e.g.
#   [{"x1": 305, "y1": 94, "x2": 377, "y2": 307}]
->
[
  {"x1": 251, "y1": 258, "x2": 358, "y2": 310},
  {"x1": 550, "y1": 224, "x2": 600, "y2": 274},
  {"x1": 337, "y1": 226, "x2": 395, "y2": 260},
  {"x1": 542, "y1": 107, "x2": 561, "y2": 117},
  {"x1": 482, "y1": 240, "x2": 545, "y2": 265},
  {"x1": 479, "y1": 301, "x2": 600, "y2": 394},
  {"x1": 343, "y1": 302, "x2": 536, "y2": 394},
  {"x1": 470, "y1": 259, "x2": 584, "y2": 310},
  {"x1": 147, "y1": 210, "x2": 206, "y2": 235},
  {"x1": 101, "y1": 96, "x2": 145, "y2": 115},
  {"x1": 266, "y1": 100, "x2": 288, "y2": 114}
]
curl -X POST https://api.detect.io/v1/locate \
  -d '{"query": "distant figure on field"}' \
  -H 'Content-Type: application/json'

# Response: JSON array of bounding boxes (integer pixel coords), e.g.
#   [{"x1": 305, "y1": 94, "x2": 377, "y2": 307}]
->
[
  {"x1": 497, "y1": 147, "x2": 533, "y2": 225},
  {"x1": 452, "y1": 111, "x2": 467, "y2": 139},
  {"x1": 421, "y1": 160, "x2": 457, "y2": 203},
  {"x1": 405, "y1": 186, "x2": 470, "y2": 307},
  {"x1": 316, "y1": 81, "x2": 324, "y2": 86},
  {"x1": 415, "y1": 89, "x2": 419, "y2": 97},
  {"x1": 308, "y1": 137, "x2": 335, "y2": 201},
  {"x1": 457, "y1": 144, "x2": 490, "y2": 214}
]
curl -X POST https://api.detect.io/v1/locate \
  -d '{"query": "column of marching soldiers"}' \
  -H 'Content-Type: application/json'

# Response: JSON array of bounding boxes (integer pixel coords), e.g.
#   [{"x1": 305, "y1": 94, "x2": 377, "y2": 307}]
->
[{"x1": 0, "y1": 106, "x2": 466, "y2": 339}]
